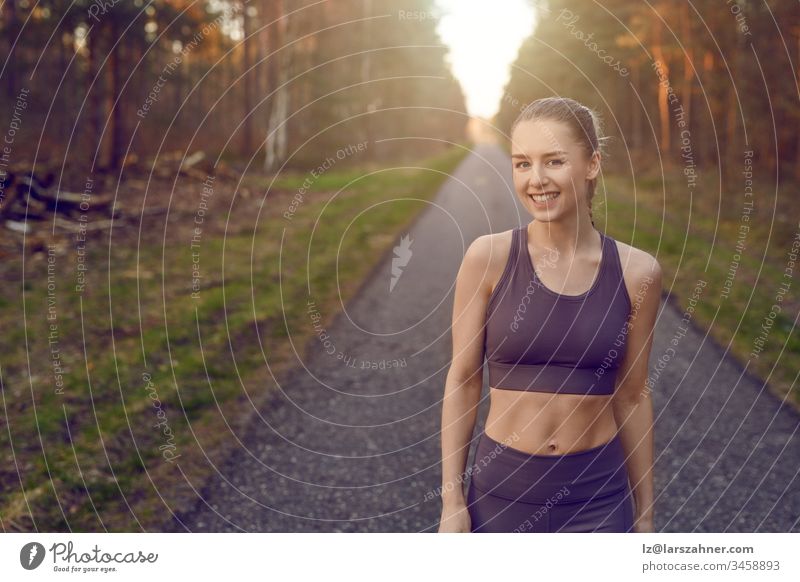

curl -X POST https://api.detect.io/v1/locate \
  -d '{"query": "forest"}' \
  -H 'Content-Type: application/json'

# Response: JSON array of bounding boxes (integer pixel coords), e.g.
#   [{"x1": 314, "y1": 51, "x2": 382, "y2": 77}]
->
[
  {"x1": 0, "y1": 0, "x2": 467, "y2": 178},
  {"x1": 497, "y1": 0, "x2": 798, "y2": 187}
]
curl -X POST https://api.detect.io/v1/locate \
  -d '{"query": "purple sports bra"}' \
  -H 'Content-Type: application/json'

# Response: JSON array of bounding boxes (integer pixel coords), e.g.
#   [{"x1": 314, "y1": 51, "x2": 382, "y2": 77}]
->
[{"x1": 484, "y1": 224, "x2": 632, "y2": 396}]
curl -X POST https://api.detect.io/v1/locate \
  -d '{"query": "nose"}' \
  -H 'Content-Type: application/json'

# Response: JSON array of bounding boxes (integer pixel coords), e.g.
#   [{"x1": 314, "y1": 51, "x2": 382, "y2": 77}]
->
[{"x1": 528, "y1": 164, "x2": 550, "y2": 189}]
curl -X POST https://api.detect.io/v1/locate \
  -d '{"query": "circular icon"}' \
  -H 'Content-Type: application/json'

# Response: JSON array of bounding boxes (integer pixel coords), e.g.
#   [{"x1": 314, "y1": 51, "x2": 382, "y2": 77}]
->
[{"x1": 19, "y1": 542, "x2": 46, "y2": 570}]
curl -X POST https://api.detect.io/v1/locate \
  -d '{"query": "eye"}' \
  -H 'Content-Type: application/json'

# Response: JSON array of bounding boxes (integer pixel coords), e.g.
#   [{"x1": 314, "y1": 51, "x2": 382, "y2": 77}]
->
[
  {"x1": 547, "y1": 159, "x2": 565, "y2": 167},
  {"x1": 514, "y1": 161, "x2": 530, "y2": 169}
]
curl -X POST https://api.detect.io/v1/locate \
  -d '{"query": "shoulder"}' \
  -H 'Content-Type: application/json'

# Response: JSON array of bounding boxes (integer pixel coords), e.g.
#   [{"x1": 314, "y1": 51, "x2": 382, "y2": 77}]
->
[
  {"x1": 460, "y1": 228, "x2": 516, "y2": 292},
  {"x1": 463, "y1": 228, "x2": 514, "y2": 267},
  {"x1": 612, "y1": 238, "x2": 663, "y2": 303}
]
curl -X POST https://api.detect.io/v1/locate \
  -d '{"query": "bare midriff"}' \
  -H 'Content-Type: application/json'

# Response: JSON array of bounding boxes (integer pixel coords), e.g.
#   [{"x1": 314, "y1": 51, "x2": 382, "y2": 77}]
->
[{"x1": 484, "y1": 387, "x2": 619, "y2": 456}]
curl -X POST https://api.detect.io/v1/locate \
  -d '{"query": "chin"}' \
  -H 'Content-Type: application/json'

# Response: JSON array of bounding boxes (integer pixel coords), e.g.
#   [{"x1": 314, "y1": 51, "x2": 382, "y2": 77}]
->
[
  {"x1": 529, "y1": 211, "x2": 560, "y2": 222},
  {"x1": 524, "y1": 201, "x2": 561, "y2": 218}
]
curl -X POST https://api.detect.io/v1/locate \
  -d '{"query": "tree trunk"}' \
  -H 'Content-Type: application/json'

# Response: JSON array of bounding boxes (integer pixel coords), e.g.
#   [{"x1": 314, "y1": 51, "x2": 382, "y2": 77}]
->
[
  {"x1": 680, "y1": 3, "x2": 693, "y2": 139},
  {"x1": 630, "y1": 57, "x2": 643, "y2": 155},
  {"x1": 106, "y1": 16, "x2": 124, "y2": 170},
  {"x1": 651, "y1": 16, "x2": 670, "y2": 156},
  {"x1": 242, "y1": 1, "x2": 253, "y2": 155},
  {"x1": 264, "y1": 0, "x2": 288, "y2": 172},
  {"x1": 58, "y1": 29, "x2": 70, "y2": 144},
  {"x1": 362, "y1": 0, "x2": 374, "y2": 157},
  {"x1": 5, "y1": 0, "x2": 17, "y2": 100},
  {"x1": 87, "y1": 24, "x2": 104, "y2": 168}
]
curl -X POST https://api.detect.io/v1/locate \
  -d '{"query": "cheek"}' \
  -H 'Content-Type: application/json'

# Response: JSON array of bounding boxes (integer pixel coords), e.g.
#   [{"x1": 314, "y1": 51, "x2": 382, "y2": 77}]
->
[
  {"x1": 553, "y1": 166, "x2": 572, "y2": 178},
  {"x1": 552, "y1": 167, "x2": 580, "y2": 189}
]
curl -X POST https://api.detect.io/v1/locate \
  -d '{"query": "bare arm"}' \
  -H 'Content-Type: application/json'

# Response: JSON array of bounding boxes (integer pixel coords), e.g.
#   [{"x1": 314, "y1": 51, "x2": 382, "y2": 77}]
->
[
  {"x1": 438, "y1": 235, "x2": 495, "y2": 532},
  {"x1": 611, "y1": 252, "x2": 662, "y2": 533}
]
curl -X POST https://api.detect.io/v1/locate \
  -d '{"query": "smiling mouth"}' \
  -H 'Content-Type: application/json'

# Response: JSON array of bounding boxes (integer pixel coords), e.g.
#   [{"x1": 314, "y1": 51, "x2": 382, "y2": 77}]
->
[{"x1": 529, "y1": 191, "x2": 560, "y2": 203}]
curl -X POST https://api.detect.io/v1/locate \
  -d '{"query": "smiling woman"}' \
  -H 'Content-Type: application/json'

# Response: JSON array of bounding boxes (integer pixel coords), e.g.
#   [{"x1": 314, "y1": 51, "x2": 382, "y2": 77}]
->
[
  {"x1": 509, "y1": 99, "x2": 609, "y2": 227},
  {"x1": 439, "y1": 97, "x2": 662, "y2": 534}
]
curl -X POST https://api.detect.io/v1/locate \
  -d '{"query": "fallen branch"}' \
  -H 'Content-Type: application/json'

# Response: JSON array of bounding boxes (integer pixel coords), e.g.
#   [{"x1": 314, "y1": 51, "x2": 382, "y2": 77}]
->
[{"x1": 53, "y1": 217, "x2": 121, "y2": 233}]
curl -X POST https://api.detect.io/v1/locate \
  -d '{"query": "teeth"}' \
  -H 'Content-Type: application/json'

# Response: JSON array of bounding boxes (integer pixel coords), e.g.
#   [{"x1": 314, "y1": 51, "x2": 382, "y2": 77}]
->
[{"x1": 532, "y1": 191, "x2": 559, "y2": 202}]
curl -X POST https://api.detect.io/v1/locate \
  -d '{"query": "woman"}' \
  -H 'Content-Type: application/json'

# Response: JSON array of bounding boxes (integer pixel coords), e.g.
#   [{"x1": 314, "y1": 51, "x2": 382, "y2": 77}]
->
[{"x1": 438, "y1": 97, "x2": 660, "y2": 533}]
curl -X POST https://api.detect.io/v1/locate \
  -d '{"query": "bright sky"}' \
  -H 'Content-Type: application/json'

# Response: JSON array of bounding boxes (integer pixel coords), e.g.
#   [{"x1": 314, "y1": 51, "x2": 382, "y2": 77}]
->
[{"x1": 435, "y1": 0, "x2": 536, "y2": 119}]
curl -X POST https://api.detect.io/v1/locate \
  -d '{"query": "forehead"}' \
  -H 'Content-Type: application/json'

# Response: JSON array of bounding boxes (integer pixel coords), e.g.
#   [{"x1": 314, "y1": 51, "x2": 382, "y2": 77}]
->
[{"x1": 511, "y1": 119, "x2": 577, "y2": 156}]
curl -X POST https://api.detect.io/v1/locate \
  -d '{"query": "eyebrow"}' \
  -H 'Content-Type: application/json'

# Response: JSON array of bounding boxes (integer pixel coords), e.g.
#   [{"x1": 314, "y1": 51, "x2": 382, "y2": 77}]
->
[{"x1": 511, "y1": 150, "x2": 568, "y2": 158}]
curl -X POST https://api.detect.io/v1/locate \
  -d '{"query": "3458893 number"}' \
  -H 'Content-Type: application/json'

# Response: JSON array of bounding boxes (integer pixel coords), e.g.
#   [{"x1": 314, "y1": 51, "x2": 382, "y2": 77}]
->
[{"x1": 730, "y1": 561, "x2": 780, "y2": 571}]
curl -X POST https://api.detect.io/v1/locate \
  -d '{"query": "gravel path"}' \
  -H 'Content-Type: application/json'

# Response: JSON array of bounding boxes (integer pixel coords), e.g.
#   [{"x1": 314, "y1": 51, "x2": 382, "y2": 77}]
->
[{"x1": 165, "y1": 143, "x2": 800, "y2": 532}]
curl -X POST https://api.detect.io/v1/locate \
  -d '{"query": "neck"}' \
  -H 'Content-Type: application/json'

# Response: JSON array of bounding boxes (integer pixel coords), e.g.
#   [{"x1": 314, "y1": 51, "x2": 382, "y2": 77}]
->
[{"x1": 528, "y1": 213, "x2": 598, "y2": 254}]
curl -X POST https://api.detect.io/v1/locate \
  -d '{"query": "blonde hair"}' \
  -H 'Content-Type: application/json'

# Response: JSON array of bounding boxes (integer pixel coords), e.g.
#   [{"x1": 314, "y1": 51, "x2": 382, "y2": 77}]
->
[{"x1": 510, "y1": 97, "x2": 609, "y2": 226}]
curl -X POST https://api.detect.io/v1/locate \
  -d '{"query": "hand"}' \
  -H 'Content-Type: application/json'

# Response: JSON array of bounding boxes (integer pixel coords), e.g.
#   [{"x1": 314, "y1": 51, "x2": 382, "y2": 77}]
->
[
  {"x1": 438, "y1": 502, "x2": 472, "y2": 533},
  {"x1": 633, "y1": 514, "x2": 655, "y2": 533}
]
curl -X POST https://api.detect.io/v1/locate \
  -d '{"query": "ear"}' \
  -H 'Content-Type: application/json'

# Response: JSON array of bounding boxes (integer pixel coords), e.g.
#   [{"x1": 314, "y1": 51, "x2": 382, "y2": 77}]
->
[{"x1": 586, "y1": 151, "x2": 601, "y2": 181}]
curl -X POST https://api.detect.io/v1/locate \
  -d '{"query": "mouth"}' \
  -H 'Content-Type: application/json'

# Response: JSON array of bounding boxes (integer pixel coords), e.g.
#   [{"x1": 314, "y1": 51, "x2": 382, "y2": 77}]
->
[{"x1": 529, "y1": 191, "x2": 560, "y2": 205}]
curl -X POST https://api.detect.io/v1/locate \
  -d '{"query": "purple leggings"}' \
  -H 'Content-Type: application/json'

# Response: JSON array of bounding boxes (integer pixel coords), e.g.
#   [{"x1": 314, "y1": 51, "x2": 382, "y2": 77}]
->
[{"x1": 466, "y1": 431, "x2": 635, "y2": 533}]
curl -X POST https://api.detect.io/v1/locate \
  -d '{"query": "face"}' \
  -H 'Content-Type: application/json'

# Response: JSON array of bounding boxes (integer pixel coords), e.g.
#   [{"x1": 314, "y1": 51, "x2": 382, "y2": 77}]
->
[{"x1": 510, "y1": 119, "x2": 600, "y2": 222}]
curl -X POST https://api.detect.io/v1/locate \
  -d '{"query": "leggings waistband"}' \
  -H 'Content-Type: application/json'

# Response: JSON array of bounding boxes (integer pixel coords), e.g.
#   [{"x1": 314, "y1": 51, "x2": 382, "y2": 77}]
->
[{"x1": 469, "y1": 431, "x2": 630, "y2": 504}]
